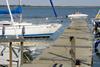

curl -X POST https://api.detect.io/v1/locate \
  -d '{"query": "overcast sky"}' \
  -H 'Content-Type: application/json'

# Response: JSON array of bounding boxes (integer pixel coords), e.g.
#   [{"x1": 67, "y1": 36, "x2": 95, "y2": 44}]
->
[{"x1": 0, "y1": 0, "x2": 100, "y2": 6}]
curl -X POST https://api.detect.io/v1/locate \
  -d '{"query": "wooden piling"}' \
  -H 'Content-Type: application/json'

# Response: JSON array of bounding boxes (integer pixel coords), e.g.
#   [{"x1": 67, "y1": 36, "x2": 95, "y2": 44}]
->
[
  {"x1": 9, "y1": 42, "x2": 12, "y2": 67},
  {"x1": 69, "y1": 36, "x2": 76, "y2": 67},
  {"x1": 20, "y1": 42, "x2": 24, "y2": 66}
]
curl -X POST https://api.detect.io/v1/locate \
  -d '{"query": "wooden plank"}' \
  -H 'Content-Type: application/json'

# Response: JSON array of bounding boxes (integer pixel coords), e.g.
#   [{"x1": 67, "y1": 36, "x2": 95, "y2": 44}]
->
[{"x1": 53, "y1": 45, "x2": 91, "y2": 48}]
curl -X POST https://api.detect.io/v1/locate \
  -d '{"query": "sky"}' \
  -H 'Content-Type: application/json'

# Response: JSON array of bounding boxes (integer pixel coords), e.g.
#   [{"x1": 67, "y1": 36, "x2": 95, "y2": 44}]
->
[{"x1": 0, "y1": 0, "x2": 100, "y2": 6}]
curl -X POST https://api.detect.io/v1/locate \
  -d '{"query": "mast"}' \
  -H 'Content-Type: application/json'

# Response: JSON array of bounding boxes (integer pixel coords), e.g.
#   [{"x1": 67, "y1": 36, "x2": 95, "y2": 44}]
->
[
  {"x1": 6, "y1": 0, "x2": 14, "y2": 23},
  {"x1": 49, "y1": 0, "x2": 58, "y2": 17},
  {"x1": 19, "y1": 0, "x2": 22, "y2": 23}
]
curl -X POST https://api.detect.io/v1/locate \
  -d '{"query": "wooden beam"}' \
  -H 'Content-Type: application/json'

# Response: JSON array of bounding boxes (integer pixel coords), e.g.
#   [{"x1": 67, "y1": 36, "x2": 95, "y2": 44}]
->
[
  {"x1": 18, "y1": 42, "x2": 24, "y2": 67},
  {"x1": 39, "y1": 57, "x2": 69, "y2": 61},
  {"x1": 20, "y1": 42, "x2": 24, "y2": 66},
  {"x1": 53, "y1": 45, "x2": 91, "y2": 48},
  {"x1": 48, "y1": 52, "x2": 71, "y2": 60},
  {"x1": 9, "y1": 42, "x2": 12, "y2": 67}
]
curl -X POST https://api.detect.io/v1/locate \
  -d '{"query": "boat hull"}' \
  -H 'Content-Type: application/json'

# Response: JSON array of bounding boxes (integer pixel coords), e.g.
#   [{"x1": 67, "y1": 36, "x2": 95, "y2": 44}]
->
[{"x1": 0, "y1": 23, "x2": 62, "y2": 39}]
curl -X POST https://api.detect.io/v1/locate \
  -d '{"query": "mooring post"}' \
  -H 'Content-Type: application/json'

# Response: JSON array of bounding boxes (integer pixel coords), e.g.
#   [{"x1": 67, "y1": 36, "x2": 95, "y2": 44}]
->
[
  {"x1": 9, "y1": 42, "x2": 12, "y2": 67},
  {"x1": 69, "y1": 36, "x2": 76, "y2": 67},
  {"x1": 20, "y1": 42, "x2": 24, "y2": 66},
  {"x1": 2, "y1": 25, "x2": 5, "y2": 37}
]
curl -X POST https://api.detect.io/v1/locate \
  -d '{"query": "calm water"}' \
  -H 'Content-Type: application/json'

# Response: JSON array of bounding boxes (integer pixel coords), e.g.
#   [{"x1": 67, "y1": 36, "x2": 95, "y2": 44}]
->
[
  {"x1": 20, "y1": 6, "x2": 99, "y2": 18},
  {"x1": 0, "y1": 6, "x2": 100, "y2": 19}
]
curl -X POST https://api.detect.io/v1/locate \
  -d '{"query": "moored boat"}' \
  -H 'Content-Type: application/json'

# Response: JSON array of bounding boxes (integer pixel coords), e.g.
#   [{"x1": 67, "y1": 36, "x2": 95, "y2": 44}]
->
[
  {"x1": 0, "y1": 0, "x2": 62, "y2": 40},
  {"x1": 0, "y1": 21, "x2": 62, "y2": 39},
  {"x1": 68, "y1": 12, "x2": 88, "y2": 22},
  {"x1": 92, "y1": 9, "x2": 100, "y2": 55}
]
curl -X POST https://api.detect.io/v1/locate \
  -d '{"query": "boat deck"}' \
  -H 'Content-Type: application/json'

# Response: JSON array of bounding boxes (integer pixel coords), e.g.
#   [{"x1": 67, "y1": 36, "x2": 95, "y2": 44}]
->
[{"x1": 21, "y1": 18, "x2": 93, "y2": 67}]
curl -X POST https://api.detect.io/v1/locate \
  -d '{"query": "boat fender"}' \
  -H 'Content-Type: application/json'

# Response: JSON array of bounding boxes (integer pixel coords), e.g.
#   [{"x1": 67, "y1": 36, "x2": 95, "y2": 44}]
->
[{"x1": 95, "y1": 40, "x2": 100, "y2": 55}]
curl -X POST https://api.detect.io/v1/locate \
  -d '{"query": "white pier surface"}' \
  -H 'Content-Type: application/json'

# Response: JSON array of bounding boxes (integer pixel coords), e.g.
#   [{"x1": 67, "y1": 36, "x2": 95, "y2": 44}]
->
[{"x1": 21, "y1": 18, "x2": 93, "y2": 67}]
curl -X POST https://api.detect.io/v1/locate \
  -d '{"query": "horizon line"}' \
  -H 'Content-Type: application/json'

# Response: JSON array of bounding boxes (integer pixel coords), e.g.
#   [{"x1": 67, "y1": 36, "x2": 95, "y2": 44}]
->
[{"x1": 0, "y1": 5, "x2": 100, "y2": 7}]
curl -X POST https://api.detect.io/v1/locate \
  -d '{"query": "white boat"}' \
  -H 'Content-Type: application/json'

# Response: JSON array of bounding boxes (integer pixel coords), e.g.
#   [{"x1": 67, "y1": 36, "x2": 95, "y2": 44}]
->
[
  {"x1": 68, "y1": 12, "x2": 88, "y2": 19},
  {"x1": 0, "y1": 21, "x2": 62, "y2": 39},
  {"x1": 0, "y1": 0, "x2": 62, "y2": 40},
  {"x1": 68, "y1": 12, "x2": 88, "y2": 22}
]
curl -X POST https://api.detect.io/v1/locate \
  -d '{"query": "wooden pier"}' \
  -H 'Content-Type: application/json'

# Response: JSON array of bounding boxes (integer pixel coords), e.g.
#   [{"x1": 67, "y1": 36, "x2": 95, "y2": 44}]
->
[{"x1": 21, "y1": 19, "x2": 93, "y2": 67}]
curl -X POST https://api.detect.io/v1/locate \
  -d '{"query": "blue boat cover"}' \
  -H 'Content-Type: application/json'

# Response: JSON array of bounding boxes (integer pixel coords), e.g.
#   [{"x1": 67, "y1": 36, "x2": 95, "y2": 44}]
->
[{"x1": 0, "y1": 6, "x2": 22, "y2": 14}]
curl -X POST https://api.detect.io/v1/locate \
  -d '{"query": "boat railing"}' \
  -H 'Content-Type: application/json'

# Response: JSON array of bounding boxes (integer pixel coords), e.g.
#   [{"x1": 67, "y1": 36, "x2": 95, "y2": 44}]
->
[{"x1": 23, "y1": 17, "x2": 64, "y2": 25}]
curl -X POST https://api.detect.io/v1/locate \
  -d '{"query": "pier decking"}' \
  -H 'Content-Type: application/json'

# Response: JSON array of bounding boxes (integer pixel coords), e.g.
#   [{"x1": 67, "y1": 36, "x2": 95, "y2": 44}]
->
[{"x1": 21, "y1": 19, "x2": 93, "y2": 67}]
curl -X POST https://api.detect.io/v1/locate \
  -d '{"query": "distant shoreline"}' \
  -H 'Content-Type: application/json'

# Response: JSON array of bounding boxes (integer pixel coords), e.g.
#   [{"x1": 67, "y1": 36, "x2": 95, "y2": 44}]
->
[{"x1": 0, "y1": 5, "x2": 100, "y2": 7}]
